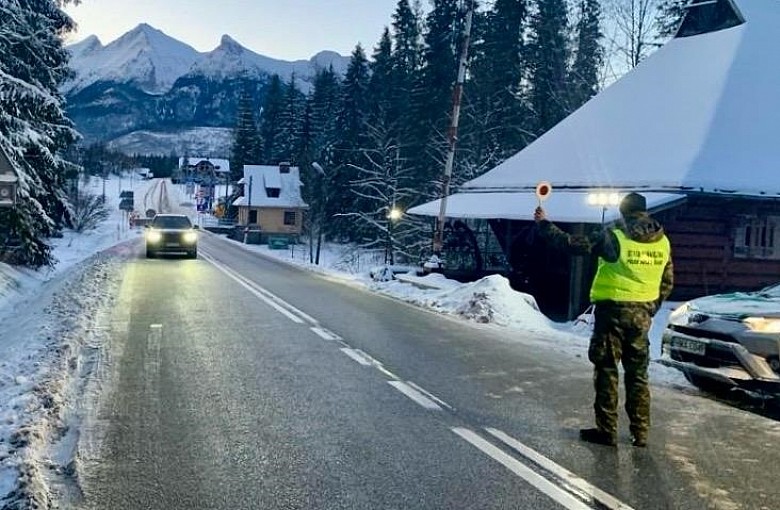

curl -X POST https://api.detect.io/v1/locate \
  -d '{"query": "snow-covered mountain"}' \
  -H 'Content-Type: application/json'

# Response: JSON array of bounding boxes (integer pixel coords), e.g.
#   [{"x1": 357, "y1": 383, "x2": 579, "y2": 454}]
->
[
  {"x1": 62, "y1": 24, "x2": 351, "y2": 153},
  {"x1": 64, "y1": 24, "x2": 202, "y2": 95},
  {"x1": 186, "y1": 35, "x2": 349, "y2": 84},
  {"x1": 64, "y1": 24, "x2": 350, "y2": 96}
]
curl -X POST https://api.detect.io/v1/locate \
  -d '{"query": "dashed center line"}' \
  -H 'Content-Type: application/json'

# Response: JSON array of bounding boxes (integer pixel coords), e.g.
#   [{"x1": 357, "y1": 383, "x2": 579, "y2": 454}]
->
[
  {"x1": 311, "y1": 327, "x2": 339, "y2": 341},
  {"x1": 388, "y1": 381, "x2": 443, "y2": 410},
  {"x1": 340, "y1": 348, "x2": 373, "y2": 366}
]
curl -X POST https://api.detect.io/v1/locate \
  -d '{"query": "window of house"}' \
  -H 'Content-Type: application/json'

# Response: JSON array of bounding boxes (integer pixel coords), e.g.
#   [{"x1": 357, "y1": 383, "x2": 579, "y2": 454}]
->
[
  {"x1": 734, "y1": 216, "x2": 780, "y2": 260},
  {"x1": 676, "y1": 0, "x2": 744, "y2": 38},
  {"x1": 249, "y1": 210, "x2": 258, "y2": 224},
  {"x1": 266, "y1": 188, "x2": 280, "y2": 198},
  {"x1": 284, "y1": 211, "x2": 296, "y2": 226}
]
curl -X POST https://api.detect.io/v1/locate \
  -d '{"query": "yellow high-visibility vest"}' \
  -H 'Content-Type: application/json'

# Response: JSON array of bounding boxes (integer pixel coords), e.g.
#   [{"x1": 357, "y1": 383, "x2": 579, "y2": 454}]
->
[{"x1": 590, "y1": 229, "x2": 670, "y2": 303}]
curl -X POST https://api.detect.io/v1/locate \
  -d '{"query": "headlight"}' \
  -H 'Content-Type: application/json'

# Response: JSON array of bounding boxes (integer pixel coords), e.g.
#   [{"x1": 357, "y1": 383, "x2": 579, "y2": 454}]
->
[
  {"x1": 146, "y1": 231, "x2": 162, "y2": 243},
  {"x1": 183, "y1": 231, "x2": 198, "y2": 244},
  {"x1": 742, "y1": 317, "x2": 780, "y2": 333},
  {"x1": 669, "y1": 302, "x2": 691, "y2": 320}
]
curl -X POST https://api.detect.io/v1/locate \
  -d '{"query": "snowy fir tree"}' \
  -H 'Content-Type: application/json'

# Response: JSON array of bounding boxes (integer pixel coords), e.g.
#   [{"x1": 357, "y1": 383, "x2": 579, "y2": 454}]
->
[
  {"x1": 410, "y1": 0, "x2": 465, "y2": 192},
  {"x1": 388, "y1": 0, "x2": 424, "y2": 146},
  {"x1": 230, "y1": 82, "x2": 260, "y2": 182},
  {"x1": 528, "y1": 0, "x2": 571, "y2": 135},
  {"x1": 569, "y1": 0, "x2": 604, "y2": 109},
  {"x1": 322, "y1": 44, "x2": 371, "y2": 243},
  {"x1": 273, "y1": 75, "x2": 305, "y2": 164},
  {"x1": 367, "y1": 28, "x2": 394, "y2": 128},
  {"x1": 464, "y1": 0, "x2": 530, "y2": 168},
  {"x1": 0, "y1": 0, "x2": 80, "y2": 267},
  {"x1": 258, "y1": 74, "x2": 285, "y2": 164}
]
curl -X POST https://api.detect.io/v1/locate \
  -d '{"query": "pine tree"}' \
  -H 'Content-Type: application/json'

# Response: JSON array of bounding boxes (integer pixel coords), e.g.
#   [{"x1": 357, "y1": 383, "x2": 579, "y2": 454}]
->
[
  {"x1": 230, "y1": 82, "x2": 260, "y2": 182},
  {"x1": 389, "y1": 0, "x2": 424, "y2": 134},
  {"x1": 274, "y1": 75, "x2": 304, "y2": 163},
  {"x1": 301, "y1": 67, "x2": 341, "y2": 254},
  {"x1": 0, "y1": 0, "x2": 80, "y2": 267},
  {"x1": 528, "y1": 0, "x2": 571, "y2": 134},
  {"x1": 411, "y1": 0, "x2": 465, "y2": 192},
  {"x1": 330, "y1": 44, "x2": 371, "y2": 242},
  {"x1": 258, "y1": 74, "x2": 285, "y2": 164},
  {"x1": 368, "y1": 27, "x2": 394, "y2": 126},
  {"x1": 569, "y1": 0, "x2": 604, "y2": 109},
  {"x1": 465, "y1": 0, "x2": 530, "y2": 167}
]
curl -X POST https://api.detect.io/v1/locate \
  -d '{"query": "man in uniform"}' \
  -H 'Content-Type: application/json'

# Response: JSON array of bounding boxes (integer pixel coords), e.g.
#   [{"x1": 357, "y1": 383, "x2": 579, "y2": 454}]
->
[{"x1": 534, "y1": 192, "x2": 673, "y2": 447}]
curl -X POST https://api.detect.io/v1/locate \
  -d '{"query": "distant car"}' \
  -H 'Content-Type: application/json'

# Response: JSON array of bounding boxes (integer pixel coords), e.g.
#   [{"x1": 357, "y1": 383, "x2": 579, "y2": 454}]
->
[
  {"x1": 659, "y1": 283, "x2": 780, "y2": 395},
  {"x1": 145, "y1": 214, "x2": 198, "y2": 259}
]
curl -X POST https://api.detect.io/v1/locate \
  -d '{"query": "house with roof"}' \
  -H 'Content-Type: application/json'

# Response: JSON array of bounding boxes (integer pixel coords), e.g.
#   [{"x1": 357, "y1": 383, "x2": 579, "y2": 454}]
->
[
  {"x1": 232, "y1": 162, "x2": 308, "y2": 242},
  {"x1": 178, "y1": 157, "x2": 230, "y2": 179},
  {"x1": 409, "y1": 0, "x2": 780, "y2": 318}
]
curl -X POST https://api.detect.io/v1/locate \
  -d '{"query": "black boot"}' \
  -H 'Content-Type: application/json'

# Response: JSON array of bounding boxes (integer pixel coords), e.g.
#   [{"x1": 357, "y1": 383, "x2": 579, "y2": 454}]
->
[
  {"x1": 631, "y1": 435, "x2": 647, "y2": 448},
  {"x1": 579, "y1": 428, "x2": 617, "y2": 446}
]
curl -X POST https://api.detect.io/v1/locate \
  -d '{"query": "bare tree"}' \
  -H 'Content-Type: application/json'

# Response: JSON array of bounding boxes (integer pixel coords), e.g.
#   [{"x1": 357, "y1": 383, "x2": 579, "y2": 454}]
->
[
  {"x1": 603, "y1": 0, "x2": 663, "y2": 81},
  {"x1": 343, "y1": 122, "x2": 422, "y2": 266}
]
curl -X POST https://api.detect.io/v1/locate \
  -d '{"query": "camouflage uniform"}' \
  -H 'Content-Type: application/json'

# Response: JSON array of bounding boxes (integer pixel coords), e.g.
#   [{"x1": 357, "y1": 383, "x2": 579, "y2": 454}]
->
[{"x1": 538, "y1": 213, "x2": 673, "y2": 443}]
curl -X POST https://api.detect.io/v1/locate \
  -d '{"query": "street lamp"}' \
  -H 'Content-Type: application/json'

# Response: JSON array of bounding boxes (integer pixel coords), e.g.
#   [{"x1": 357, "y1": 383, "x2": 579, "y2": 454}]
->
[
  {"x1": 586, "y1": 191, "x2": 622, "y2": 225},
  {"x1": 387, "y1": 207, "x2": 402, "y2": 221},
  {"x1": 311, "y1": 162, "x2": 328, "y2": 265}
]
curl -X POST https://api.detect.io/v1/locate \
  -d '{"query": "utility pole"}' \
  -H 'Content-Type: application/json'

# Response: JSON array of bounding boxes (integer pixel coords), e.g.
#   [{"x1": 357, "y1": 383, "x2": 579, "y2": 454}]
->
[{"x1": 432, "y1": 0, "x2": 475, "y2": 255}]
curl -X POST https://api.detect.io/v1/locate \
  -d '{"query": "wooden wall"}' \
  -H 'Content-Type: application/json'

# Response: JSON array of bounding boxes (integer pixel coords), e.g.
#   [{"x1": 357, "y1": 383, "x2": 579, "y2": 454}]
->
[{"x1": 655, "y1": 195, "x2": 780, "y2": 300}]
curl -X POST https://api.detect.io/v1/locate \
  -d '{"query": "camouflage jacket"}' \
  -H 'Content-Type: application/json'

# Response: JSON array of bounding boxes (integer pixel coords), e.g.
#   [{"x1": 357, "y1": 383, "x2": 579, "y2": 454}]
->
[{"x1": 537, "y1": 213, "x2": 674, "y2": 307}]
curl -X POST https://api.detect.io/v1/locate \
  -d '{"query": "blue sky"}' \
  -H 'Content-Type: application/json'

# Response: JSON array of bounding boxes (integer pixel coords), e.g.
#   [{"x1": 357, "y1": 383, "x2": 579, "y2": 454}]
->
[{"x1": 64, "y1": 0, "x2": 404, "y2": 60}]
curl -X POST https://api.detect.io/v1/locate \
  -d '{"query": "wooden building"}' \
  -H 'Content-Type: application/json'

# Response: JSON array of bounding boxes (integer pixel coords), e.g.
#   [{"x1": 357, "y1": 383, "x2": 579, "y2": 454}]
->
[{"x1": 410, "y1": 0, "x2": 780, "y2": 319}]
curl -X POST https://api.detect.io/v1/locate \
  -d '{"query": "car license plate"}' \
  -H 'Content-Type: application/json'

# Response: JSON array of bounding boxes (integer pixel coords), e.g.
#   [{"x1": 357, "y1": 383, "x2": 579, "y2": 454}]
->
[
  {"x1": 166, "y1": 242, "x2": 180, "y2": 248},
  {"x1": 671, "y1": 337, "x2": 707, "y2": 356}
]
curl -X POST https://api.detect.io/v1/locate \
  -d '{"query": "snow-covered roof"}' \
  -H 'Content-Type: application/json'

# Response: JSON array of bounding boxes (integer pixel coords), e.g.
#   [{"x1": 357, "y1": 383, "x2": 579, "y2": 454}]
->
[
  {"x1": 179, "y1": 157, "x2": 230, "y2": 174},
  {"x1": 460, "y1": 0, "x2": 779, "y2": 198},
  {"x1": 233, "y1": 164, "x2": 308, "y2": 209},
  {"x1": 408, "y1": 191, "x2": 685, "y2": 224}
]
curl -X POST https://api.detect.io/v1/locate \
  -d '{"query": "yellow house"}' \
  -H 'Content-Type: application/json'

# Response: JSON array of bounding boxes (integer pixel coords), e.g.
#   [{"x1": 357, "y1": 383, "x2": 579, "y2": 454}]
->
[{"x1": 233, "y1": 162, "x2": 308, "y2": 241}]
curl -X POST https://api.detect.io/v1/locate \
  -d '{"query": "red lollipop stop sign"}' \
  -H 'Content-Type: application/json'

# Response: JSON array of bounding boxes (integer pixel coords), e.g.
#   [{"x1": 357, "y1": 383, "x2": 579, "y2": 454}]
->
[{"x1": 535, "y1": 181, "x2": 552, "y2": 206}]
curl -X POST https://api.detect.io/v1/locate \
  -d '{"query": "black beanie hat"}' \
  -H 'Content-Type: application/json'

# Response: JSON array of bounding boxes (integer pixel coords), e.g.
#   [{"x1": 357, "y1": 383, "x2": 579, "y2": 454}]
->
[{"x1": 619, "y1": 192, "x2": 646, "y2": 216}]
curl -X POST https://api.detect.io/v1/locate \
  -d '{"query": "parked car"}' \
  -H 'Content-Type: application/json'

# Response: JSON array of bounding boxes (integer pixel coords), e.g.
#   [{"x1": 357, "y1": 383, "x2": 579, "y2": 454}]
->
[
  {"x1": 659, "y1": 283, "x2": 780, "y2": 395},
  {"x1": 145, "y1": 214, "x2": 198, "y2": 259}
]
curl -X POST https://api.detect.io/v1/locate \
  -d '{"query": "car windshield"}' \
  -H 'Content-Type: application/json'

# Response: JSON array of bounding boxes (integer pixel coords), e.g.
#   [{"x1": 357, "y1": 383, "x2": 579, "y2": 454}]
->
[{"x1": 151, "y1": 216, "x2": 192, "y2": 229}]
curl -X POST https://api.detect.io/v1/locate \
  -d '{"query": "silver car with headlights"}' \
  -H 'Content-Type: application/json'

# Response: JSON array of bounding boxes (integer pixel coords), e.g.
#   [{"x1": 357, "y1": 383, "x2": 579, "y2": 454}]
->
[
  {"x1": 660, "y1": 283, "x2": 780, "y2": 394},
  {"x1": 145, "y1": 214, "x2": 198, "y2": 258}
]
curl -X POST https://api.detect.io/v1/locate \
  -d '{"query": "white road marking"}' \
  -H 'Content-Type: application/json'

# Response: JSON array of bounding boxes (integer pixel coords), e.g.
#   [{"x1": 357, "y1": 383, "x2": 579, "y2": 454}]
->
[
  {"x1": 311, "y1": 327, "x2": 339, "y2": 341},
  {"x1": 201, "y1": 252, "x2": 304, "y2": 324},
  {"x1": 388, "y1": 381, "x2": 442, "y2": 410},
  {"x1": 452, "y1": 428, "x2": 591, "y2": 510},
  {"x1": 201, "y1": 249, "x2": 321, "y2": 324},
  {"x1": 485, "y1": 428, "x2": 636, "y2": 510},
  {"x1": 146, "y1": 324, "x2": 162, "y2": 376},
  {"x1": 340, "y1": 348, "x2": 373, "y2": 366},
  {"x1": 405, "y1": 380, "x2": 453, "y2": 410}
]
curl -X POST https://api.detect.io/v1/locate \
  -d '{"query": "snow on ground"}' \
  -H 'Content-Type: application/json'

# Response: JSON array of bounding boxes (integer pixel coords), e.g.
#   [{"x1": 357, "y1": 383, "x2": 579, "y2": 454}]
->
[
  {"x1": 0, "y1": 175, "x2": 162, "y2": 504},
  {"x1": 0, "y1": 181, "x2": 688, "y2": 502}
]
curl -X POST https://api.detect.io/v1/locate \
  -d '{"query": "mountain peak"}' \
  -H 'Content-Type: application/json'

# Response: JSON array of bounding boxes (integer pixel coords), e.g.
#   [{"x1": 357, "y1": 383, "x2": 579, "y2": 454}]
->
[{"x1": 217, "y1": 34, "x2": 247, "y2": 54}]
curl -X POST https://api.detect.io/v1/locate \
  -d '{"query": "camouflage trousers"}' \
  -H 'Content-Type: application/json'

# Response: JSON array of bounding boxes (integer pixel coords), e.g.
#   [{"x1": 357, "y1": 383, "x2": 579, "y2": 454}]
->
[{"x1": 588, "y1": 302, "x2": 654, "y2": 440}]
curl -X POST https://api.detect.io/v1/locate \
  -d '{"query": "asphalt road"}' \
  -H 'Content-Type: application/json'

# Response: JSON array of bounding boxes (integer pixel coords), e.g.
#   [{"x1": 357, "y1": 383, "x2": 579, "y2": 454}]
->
[{"x1": 73, "y1": 232, "x2": 780, "y2": 510}]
